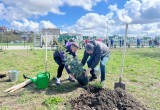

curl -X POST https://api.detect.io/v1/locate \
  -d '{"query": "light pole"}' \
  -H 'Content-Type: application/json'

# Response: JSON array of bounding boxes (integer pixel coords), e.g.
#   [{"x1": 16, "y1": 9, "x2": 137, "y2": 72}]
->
[
  {"x1": 106, "y1": 21, "x2": 109, "y2": 47},
  {"x1": 106, "y1": 21, "x2": 108, "y2": 39},
  {"x1": 24, "y1": 35, "x2": 26, "y2": 47},
  {"x1": 6, "y1": 31, "x2": 8, "y2": 48}
]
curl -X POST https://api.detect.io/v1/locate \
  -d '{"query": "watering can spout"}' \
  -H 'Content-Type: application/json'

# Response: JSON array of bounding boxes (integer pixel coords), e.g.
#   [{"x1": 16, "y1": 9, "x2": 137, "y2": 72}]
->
[
  {"x1": 30, "y1": 77, "x2": 37, "y2": 83},
  {"x1": 23, "y1": 74, "x2": 37, "y2": 84}
]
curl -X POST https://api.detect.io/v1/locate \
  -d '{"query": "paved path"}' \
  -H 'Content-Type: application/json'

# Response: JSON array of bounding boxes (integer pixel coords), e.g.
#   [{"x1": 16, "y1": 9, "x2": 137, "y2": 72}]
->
[
  {"x1": 0, "y1": 46, "x2": 54, "y2": 50},
  {"x1": 0, "y1": 45, "x2": 159, "y2": 51}
]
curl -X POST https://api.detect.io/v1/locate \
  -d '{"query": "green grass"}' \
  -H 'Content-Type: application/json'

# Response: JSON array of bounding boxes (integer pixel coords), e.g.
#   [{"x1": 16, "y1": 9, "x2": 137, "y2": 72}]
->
[
  {"x1": 92, "y1": 81, "x2": 104, "y2": 88},
  {"x1": 43, "y1": 97, "x2": 64, "y2": 110},
  {"x1": 0, "y1": 48, "x2": 160, "y2": 110}
]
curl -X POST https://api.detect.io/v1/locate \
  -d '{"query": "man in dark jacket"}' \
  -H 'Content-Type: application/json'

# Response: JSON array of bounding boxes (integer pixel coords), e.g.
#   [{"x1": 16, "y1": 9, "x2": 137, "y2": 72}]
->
[
  {"x1": 81, "y1": 40, "x2": 110, "y2": 83},
  {"x1": 53, "y1": 42, "x2": 79, "y2": 85}
]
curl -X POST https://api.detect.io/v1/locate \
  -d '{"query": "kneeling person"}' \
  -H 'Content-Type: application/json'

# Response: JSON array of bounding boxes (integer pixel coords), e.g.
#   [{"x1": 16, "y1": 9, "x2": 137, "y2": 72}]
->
[{"x1": 53, "y1": 42, "x2": 79, "y2": 85}]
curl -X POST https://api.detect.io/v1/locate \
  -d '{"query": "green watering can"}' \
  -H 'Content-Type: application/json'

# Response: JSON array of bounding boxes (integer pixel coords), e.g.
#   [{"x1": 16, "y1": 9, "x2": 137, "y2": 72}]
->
[{"x1": 23, "y1": 72, "x2": 50, "y2": 89}]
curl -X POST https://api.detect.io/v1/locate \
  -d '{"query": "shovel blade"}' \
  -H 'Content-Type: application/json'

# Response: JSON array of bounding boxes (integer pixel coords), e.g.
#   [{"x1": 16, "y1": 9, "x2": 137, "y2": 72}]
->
[{"x1": 114, "y1": 82, "x2": 125, "y2": 90}]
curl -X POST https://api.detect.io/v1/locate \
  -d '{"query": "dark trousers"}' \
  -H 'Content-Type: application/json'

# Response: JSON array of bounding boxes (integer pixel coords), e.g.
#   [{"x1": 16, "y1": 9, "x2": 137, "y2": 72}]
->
[
  {"x1": 54, "y1": 56, "x2": 65, "y2": 78},
  {"x1": 87, "y1": 55, "x2": 109, "y2": 82}
]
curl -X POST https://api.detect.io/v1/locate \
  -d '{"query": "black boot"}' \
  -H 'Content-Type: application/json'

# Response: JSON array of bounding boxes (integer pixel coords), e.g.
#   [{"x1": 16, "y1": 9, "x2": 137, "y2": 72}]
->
[{"x1": 89, "y1": 75, "x2": 97, "y2": 82}]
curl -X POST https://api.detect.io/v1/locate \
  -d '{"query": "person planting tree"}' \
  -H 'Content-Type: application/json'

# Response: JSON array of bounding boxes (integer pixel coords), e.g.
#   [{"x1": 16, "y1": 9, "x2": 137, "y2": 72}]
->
[
  {"x1": 53, "y1": 42, "x2": 79, "y2": 85},
  {"x1": 81, "y1": 40, "x2": 110, "y2": 84}
]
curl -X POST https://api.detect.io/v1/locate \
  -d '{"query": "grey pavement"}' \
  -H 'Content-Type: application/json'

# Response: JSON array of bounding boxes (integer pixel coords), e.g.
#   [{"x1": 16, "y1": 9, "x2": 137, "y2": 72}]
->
[
  {"x1": 0, "y1": 45, "x2": 159, "y2": 51},
  {"x1": 0, "y1": 46, "x2": 55, "y2": 50}
]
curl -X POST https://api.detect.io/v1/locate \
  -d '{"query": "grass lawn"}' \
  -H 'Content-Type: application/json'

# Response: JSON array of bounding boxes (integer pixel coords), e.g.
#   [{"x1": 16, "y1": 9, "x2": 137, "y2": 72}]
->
[{"x1": 0, "y1": 48, "x2": 160, "y2": 110}]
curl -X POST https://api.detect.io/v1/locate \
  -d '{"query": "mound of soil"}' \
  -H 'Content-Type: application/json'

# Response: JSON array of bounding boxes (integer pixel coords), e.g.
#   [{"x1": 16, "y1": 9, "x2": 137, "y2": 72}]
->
[{"x1": 70, "y1": 86, "x2": 148, "y2": 110}]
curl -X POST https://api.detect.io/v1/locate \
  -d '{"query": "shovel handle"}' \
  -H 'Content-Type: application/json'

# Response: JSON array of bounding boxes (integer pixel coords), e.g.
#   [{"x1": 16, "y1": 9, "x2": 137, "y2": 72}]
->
[
  {"x1": 119, "y1": 77, "x2": 122, "y2": 83},
  {"x1": 120, "y1": 24, "x2": 128, "y2": 79}
]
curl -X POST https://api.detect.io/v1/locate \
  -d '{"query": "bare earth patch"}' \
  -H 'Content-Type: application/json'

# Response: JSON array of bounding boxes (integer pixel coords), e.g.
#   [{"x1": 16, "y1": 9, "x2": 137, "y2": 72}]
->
[{"x1": 70, "y1": 86, "x2": 149, "y2": 110}]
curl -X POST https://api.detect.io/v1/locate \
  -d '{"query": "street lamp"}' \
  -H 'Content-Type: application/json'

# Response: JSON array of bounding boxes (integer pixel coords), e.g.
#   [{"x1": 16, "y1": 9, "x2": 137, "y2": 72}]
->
[{"x1": 106, "y1": 21, "x2": 109, "y2": 47}]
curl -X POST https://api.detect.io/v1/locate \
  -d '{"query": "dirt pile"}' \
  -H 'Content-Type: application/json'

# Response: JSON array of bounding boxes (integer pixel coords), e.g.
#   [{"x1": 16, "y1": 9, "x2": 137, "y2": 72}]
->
[{"x1": 70, "y1": 86, "x2": 148, "y2": 110}]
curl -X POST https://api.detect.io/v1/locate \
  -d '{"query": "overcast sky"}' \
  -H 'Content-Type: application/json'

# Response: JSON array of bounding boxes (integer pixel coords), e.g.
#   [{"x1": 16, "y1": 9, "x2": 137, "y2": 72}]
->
[{"x1": 0, "y1": 0, "x2": 160, "y2": 37}]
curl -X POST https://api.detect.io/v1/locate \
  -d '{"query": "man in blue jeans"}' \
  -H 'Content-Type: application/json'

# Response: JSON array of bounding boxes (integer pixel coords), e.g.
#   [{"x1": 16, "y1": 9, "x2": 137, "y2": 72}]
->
[{"x1": 81, "y1": 40, "x2": 110, "y2": 83}]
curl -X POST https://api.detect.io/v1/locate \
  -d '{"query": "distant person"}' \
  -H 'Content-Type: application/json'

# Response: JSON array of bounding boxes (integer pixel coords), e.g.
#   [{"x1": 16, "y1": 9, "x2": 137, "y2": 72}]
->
[
  {"x1": 110, "y1": 38, "x2": 114, "y2": 48},
  {"x1": 137, "y1": 38, "x2": 140, "y2": 47},
  {"x1": 149, "y1": 39, "x2": 152, "y2": 47},
  {"x1": 41, "y1": 38, "x2": 45, "y2": 48},
  {"x1": 154, "y1": 39, "x2": 158, "y2": 47},
  {"x1": 53, "y1": 42, "x2": 79, "y2": 85},
  {"x1": 81, "y1": 40, "x2": 110, "y2": 84},
  {"x1": 119, "y1": 39, "x2": 122, "y2": 47}
]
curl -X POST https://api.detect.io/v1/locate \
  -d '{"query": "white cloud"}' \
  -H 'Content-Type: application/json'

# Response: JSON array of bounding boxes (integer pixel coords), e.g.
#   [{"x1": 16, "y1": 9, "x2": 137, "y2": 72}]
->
[
  {"x1": 0, "y1": 3, "x2": 5, "y2": 19},
  {"x1": 10, "y1": 19, "x2": 56, "y2": 31},
  {"x1": 64, "y1": 11, "x2": 160, "y2": 37},
  {"x1": 122, "y1": 23, "x2": 159, "y2": 37},
  {"x1": 141, "y1": 0, "x2": 160, "y2": 20},
  {"x1": 1, "y1": 0, "x2": 160, "y2": 37},
  {"x1": 117, "y1": 9, "x2": 132, "y2": 23},
  {"x1": 1, "y1": 0, "x2": 64, "y2": 21},
  {"x1": 124, "y1": 0, "x2": 141, "y2": 19},
  {"x1": 63, "y1": 13, "x2": 114, "y2": 36},
  {"x1": 40, "y1": 21, "x2": 56, "y2": 29},
  {"x1": 157, "y1": 23, "x2": 160, "y2": 28},
  {"x1": 77, "y1": 13, "x2": 107, "y2": 29},
  {"x1": 10, "y1": 21, "x2": 23, "y2": 30},
  {"x1": 109, "y1": 0, "x2": 160, "y2": 24},
  {"x1": 64, "y1": 0, "x2": 102, "y2": 11},
  {"x1": 11, "y1": 19, "x2": 39, "y2": 31},
  {"x1": 0, "y1": 0, "x2": 102, "y2": 21},
  {"x1": 64, "y1": 13, "x2": 121, "y2": 36},
  {"x1": 108, "y1": 4, "x2": 118, "y2": 12}
]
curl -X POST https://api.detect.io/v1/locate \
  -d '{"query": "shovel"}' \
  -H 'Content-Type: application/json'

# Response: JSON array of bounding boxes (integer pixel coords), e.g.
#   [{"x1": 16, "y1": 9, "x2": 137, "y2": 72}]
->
[{"x1": 114, "y1": 23, "x2": 128, "y2": 90}]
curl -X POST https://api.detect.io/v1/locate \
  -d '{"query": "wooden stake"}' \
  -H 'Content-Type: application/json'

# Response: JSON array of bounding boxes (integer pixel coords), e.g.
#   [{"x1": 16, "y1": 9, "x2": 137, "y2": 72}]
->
[{"x1": 4, "y1": 79, "x2": 33, "y2": 93}]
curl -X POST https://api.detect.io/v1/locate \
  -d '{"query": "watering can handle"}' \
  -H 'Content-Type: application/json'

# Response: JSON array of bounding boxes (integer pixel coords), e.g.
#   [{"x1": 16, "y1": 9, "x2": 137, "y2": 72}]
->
[{"x1": 46, "y1": 72, "x2": 50, "y2": 80}]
